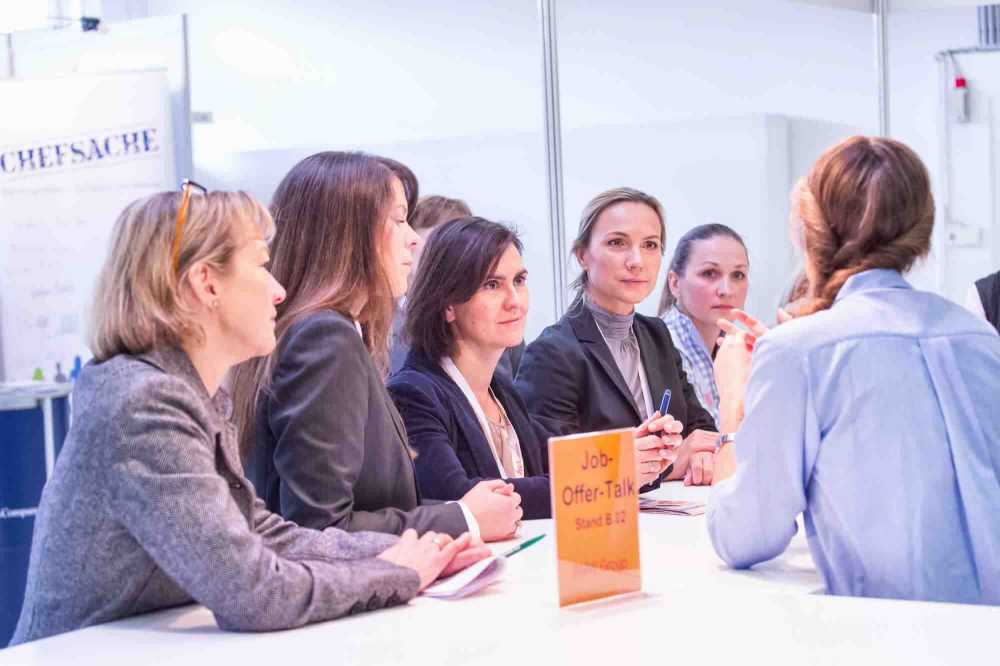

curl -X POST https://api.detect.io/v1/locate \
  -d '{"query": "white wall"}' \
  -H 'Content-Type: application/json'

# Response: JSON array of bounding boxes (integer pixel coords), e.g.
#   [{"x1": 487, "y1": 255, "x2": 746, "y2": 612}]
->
[
  {"x1": 84, "y1": 1, "x2": 882, "y2": 333},
  {"x1": 888, "y1": 5, "x2": 1000, "y2": 300}
]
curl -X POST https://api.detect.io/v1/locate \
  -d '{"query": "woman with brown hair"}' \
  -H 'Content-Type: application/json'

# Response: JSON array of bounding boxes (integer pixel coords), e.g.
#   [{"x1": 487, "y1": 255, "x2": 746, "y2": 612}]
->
[
  {"x1": 232, "y1": 152, "x2": 522, "y2": 542},
  {"x1": 708, "y1": 136, "x2": 1000, "y2": 604},
  {"x1": 12, "y1": 187, "x2": 487, "y2": 645}
]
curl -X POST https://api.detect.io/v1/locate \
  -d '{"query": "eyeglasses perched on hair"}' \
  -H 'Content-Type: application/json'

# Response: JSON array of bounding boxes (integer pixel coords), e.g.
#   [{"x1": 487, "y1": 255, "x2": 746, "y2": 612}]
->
[{"x1": 171, "y1": 178, "x2": 209, "y2": 273}]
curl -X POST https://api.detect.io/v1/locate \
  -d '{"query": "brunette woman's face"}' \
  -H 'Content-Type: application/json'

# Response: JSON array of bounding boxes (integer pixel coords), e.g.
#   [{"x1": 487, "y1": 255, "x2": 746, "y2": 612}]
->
[
  {"x1": 668, "y1": 236, "x2": 749, "y2": 328},
  {"x1": 447, "y1": 244, "x2": 529, "y2": 354},
  {"x1": 214, "y1": 217, "x2": 286, "y2": 361},
  {"x1": 380, "y1": 177, "x2": 420, "y2": 299},
  {"x1": 577, "y1": 201, "x2": 663, "y2": 315}
]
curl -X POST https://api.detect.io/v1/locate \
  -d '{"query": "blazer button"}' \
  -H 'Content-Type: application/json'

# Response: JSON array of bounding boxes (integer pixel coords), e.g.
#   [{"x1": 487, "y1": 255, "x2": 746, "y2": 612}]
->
[{"x1": 230, "y1": 481, "x2": 243, "y2": 489}]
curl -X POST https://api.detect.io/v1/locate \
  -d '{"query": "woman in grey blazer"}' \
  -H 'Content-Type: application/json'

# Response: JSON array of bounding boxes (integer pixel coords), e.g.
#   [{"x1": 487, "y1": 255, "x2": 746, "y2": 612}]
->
[
  {"x1": 232, "y1": 152, "x2": 522, "y2": 543},
  {"x1": 12, "y1": 188, "x2": 485, "y2": 646}
]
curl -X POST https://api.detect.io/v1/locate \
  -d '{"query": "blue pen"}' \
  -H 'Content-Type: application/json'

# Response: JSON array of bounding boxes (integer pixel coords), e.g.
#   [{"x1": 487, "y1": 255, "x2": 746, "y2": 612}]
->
[{"x1": 658, "y1": 389, "x2": 672, "y2": 415}]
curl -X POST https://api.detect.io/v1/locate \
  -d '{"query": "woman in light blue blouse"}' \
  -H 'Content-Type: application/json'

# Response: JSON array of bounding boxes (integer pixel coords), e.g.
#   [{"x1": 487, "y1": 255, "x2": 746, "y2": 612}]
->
[
  {"x1": 709, "y1": 136, "x2": 1000, "y2": 605},
  {"x1": 657, "y1": 224, "x2": 750, "y2": 428}
]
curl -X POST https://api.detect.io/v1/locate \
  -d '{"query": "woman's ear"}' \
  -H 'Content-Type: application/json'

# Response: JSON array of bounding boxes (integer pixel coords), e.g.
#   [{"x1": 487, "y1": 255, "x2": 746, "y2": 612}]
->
[
  {"x1": 184, "y1": 261, "x2": 221, "y2": 310},
  {"x1": 574, "y1": 247, "x2": 587, "y2": 272},
  {"x1": 667, "y1": 270, "x2": 680, "y2": 299},
  {"x1": 444, "y1": 304, "x2": 456, "y2": 324}
]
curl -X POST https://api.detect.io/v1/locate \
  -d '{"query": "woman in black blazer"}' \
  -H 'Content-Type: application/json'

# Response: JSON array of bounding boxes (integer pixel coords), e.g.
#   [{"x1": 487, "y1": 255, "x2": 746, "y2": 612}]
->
[
  {"x1": 516, "y1": 188, "x2": 720, "y2": 486},
  {"x1": 231, "y1": 152, "x2": 522, "y2": 542},
  {"x1": 388, "y1": 219, "x2": 552, "y2": 518}
]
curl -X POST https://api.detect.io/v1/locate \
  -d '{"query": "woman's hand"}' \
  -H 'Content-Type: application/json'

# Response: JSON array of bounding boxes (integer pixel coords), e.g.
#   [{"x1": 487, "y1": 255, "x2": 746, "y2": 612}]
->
[
  {"x1": 662, "y1": 429, "x2": 717, "y2": 482},
  {"x1": 460, "y1": 480, "x2": 523, "y2": 542},
  {"x1": 378, "y1": 530, "x2": 487, "y2": 591},
  {"x1": 633, "y1": 411, "x2": 682, "y2": 486},
  {"x1": 715, "y1": 309, "x2": 767, "y2": 433},
  {"x1": 683, "y1": 452, "x2": 715, "y2": 486}
]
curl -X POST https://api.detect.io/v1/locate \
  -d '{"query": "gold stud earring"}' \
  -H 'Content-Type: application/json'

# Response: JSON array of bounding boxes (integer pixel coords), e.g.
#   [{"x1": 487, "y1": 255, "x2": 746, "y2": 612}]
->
[{"x1": 211, "y1": 299, "x2": 220, "y2": 309}]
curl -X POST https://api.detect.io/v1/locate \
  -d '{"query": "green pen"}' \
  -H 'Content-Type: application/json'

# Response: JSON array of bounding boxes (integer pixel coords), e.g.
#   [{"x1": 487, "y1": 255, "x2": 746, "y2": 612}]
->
[{"x1": 501, "y1": 534, "x2": 546, "y2": 558}]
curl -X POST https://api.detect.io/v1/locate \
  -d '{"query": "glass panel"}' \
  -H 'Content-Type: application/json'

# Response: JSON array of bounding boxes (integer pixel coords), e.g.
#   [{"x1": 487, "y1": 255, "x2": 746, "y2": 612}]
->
[
  {"x1": 558, "y1": 0, "x2": 878, "y2": 323},
  {"x1": 144, "y1": 0, "x2": 555, "y2": 340}
]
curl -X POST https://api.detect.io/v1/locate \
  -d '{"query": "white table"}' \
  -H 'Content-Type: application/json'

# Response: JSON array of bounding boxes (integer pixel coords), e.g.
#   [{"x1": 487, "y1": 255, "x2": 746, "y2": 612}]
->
[{"x1": 4, "y1": 484, "x2": 997, "y2": 664}]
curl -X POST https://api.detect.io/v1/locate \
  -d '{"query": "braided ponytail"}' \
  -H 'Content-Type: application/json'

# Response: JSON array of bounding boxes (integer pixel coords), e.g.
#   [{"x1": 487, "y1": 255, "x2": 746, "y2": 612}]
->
[{"x1": 794, "y1": 136, "x2": 934, "y2": 315}]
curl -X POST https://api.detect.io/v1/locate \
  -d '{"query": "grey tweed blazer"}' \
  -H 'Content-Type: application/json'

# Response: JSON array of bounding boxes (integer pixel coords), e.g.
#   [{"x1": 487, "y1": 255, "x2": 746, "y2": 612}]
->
[{"x1": 11, "y1": 347, "x2": 419, "y2": 646}]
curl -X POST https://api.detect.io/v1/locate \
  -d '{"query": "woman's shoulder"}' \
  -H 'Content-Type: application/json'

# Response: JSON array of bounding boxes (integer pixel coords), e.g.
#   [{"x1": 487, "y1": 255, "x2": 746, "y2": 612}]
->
[
  {"x1": 285, "y1": 309, "x2": 360, "y2": 343},
  {"x1": 77, "y1": 352, "x2": 216, "y2": 444}
]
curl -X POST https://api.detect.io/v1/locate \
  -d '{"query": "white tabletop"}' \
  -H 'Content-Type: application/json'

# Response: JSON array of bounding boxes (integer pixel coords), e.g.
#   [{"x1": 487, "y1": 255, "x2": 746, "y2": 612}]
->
[{"x1": 4, "y1": 483, "x2": 997, "y2": 664}]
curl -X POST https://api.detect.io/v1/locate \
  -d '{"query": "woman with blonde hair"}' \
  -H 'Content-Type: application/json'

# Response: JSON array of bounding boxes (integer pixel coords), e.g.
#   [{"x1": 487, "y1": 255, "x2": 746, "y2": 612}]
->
[
  {"x1": 515, "y1": 187, "x2": 720, "y2": 488},
  {"x1": 709, "y1": 136, "x2": 1000, "y2": 604},
  {"x1": 233, "y1": 152, "x2": 522, "y2": 542},
  {"x1": 12, "y1": 185, "x2": 486, "y2": 645}
]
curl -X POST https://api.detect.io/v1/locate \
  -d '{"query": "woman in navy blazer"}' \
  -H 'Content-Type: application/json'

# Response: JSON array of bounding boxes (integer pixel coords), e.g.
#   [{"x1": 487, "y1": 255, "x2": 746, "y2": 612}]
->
[{"x1": 388, "y1": 218, "x2": 553, "y2": 518}]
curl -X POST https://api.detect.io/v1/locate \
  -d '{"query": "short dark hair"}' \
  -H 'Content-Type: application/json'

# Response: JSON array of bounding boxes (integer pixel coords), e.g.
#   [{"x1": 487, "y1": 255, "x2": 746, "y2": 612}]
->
[
  {"x1": 405, "y1": 217, "x2": 522, "y2": 360},
  {"x1": 657, "y1": 223, "x2": 748, "y2": 315}
]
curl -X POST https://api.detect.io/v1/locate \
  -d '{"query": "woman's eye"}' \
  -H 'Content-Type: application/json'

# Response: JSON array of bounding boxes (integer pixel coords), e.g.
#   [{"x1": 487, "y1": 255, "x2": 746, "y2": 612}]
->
[
  {"x1": 608, "y1": 238, "x2": 624, "y2": 247},
  {"x1": 514, "y1": 275, "x2": 527, "y2": 286},
  {"x1": 701, "y1": 270, "x2": 718, "y2": 279},
  {"x1": 643, "y1": 241, "x2": 660, "y2": 250},
  {"x1": 484, "y1": 280, "x2": 499, "y2": 290}
]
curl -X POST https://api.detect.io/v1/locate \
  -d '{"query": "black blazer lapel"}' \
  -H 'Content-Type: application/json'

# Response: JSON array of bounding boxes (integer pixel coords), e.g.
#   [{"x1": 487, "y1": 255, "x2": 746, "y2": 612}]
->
[
  {"x1": 492, "y1": 380, "x2": 544, "y2": 477},
  {"x1": 635, "y1": 319, "x2": 668, "y2": 410},
  {"x1": 568, "y1": 303, "x2": 642, "y2": 420},
  {"x1": 445, "y1": 379, "x2": 505, "y2": 479}
]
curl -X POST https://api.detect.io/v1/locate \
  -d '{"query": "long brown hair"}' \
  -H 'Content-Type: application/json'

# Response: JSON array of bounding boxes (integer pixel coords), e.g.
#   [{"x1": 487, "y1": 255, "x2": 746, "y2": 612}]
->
[
  {"x1": 795, "y1": 136, "x2": 934, "y2": 315},
  {"x1": 230, "y1": 151, "x2": 402, "y2": 456}
]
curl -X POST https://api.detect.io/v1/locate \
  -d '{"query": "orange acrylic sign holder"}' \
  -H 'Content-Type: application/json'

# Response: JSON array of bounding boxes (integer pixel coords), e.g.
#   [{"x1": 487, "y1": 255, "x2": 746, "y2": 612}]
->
[{"x1": 548, "y1": 427, "x2": 641, "y2": 607}]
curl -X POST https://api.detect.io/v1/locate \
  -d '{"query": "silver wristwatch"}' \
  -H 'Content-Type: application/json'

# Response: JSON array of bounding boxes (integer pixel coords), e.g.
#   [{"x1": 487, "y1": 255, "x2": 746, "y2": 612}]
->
[{"x1": 715, "y1": 433, "x2": 736, "y2": 451}]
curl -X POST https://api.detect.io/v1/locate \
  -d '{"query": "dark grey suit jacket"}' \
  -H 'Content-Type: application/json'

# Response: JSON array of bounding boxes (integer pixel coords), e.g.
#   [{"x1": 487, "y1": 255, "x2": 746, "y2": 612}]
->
[
  {"x1": 247, "y1": 310, "x2": 468, "y2": 536},
  {"x1": 515, "y1": 300, "x2": 717, "y2": 486},
  {"x1": 12, "y1": 347, "x2": 418, "y2": 646}
]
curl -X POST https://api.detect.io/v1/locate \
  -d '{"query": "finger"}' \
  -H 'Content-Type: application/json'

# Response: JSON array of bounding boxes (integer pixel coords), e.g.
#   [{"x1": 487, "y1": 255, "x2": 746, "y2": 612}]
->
[
  {"x1": 683, "y1": 468, "x2": 692, "y2": 486},
  {"x1": 515, "y1": 505, "x2": 524, "y2": 521},
  {"x1": 718, "y1": 318, "x2": 754, "y2": 342},
  {"x1": 399, "y1": 529, "x2": 419, "y2": 544},
  {"x1": 480, "y1": 479, "x2": 509, "y2": 490},
  {"x1": 692, "y1": 459, "x2": 704, "y2": 485},
  {"x1": 776, "y1": 307, "x2": 794, "y2": 324},
  {"x1": 703, "y1": 456, "x2": 714, "y2": 485},
  {"x1": 509, "y1": 491, "x2": 522, "y2": 507},
  {"x1": 728, "y1": 309, "x2": 769, "y2": 336}
]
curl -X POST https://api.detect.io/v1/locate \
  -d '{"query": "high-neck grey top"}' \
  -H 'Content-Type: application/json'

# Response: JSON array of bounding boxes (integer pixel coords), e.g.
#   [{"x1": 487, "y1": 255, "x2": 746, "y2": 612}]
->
[{"x1": 585, "y1": 296, "x2": 652, "y2": 419}]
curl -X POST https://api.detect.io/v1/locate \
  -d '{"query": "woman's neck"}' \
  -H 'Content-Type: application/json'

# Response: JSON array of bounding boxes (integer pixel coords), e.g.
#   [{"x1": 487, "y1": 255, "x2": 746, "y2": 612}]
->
[
  {"x1": 181, "y1": 338, "x2": 232, "y2": 396},
  {"x1": 451, "y1": 340, "x2": 504, "y2": 399},
  {"x1": 585, "y1": 289, "x2": 635, "y2": 316}
]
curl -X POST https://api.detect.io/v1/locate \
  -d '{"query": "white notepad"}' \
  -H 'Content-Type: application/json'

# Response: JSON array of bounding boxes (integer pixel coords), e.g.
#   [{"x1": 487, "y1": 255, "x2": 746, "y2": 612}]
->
[{"x1": 423, "y1": 555, "x2": 507, "y2": 599}]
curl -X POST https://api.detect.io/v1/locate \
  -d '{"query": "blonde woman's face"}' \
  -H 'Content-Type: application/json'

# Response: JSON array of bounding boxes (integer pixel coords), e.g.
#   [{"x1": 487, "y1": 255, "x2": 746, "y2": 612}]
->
[
  {"x1": 380, "y1": 177, "x2": 419, "y2": 299},
  {"x1": 577, "y1": 201, "x2": 663, "y2": 315},
  {"x1": 215, "y1": 218, "x2": 286, "y2": 360}
]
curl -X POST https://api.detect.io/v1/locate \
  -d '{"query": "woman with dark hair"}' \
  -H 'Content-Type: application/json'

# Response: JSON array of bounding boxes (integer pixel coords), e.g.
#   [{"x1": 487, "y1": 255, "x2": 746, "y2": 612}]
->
[
  {"x1": 709, "y1": 136, "x2": 1000, "y2": 604},
  {"x1": 657, "y1": 223, "x2": 750, "y2": 429},
  {"x1": 12, "y1": 188, "x2": 486, "y2": 645},
  {"x1": 231, "y1": 152, "x2": 522, "y2": 543},
  {"x1": 516, "y1": 188, "x2": 719, "y2": 488},
  {"x1": 387, "y1": 218, "x2": 554, "y2": 518}
]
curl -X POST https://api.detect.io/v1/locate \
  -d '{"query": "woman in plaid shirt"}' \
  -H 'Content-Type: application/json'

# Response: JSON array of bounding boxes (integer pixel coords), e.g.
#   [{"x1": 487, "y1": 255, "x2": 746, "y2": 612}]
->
[{"x1": 658, "y1": 224, "x2": 750, "y2": 429}]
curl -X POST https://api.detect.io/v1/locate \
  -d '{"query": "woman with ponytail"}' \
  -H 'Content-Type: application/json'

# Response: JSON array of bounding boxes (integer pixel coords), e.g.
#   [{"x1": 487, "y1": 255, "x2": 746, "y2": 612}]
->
[{"x1": 707, "y1": 136, "x2": 1000, "y2": 605}]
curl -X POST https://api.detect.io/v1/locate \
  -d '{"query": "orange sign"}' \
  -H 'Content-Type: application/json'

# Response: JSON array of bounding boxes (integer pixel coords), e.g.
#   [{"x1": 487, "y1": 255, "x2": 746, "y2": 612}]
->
[{"x1": 548, "y1": 427, "x2": 640, "y2": 606}]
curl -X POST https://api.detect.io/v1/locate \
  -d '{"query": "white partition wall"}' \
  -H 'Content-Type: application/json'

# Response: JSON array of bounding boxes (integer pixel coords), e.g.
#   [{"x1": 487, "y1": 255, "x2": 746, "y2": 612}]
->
[{"x1": 0, "y1": 70, "x2": 176, "y2": 381}]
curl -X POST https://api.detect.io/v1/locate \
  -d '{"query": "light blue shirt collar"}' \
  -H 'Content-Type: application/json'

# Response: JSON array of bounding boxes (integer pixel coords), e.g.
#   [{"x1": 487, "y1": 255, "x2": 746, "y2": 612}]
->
[{"x1": 835, "y1": 268, "x2": 911, "y2": 303}]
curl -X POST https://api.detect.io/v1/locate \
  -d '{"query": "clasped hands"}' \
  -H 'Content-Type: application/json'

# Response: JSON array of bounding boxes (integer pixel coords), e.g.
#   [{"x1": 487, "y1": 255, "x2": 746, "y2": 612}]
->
[{"x1": 633, "y1": 413, "x2": 718, "y2": 487}]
